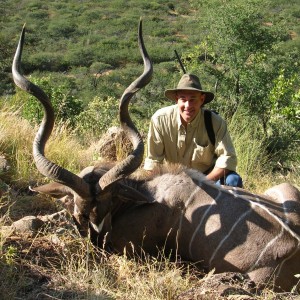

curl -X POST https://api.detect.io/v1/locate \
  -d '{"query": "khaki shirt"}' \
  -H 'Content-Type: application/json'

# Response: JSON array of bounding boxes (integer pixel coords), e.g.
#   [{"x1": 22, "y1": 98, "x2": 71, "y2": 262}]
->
[{"x1": 144, "y1": 105, "x2": 237, "y2": 172}]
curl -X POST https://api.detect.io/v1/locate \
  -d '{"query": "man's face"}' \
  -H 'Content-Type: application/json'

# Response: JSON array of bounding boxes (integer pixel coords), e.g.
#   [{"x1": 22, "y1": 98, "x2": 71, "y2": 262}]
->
[{"x1": 176, "y1": 90, "x2": 205, "y2": 125}]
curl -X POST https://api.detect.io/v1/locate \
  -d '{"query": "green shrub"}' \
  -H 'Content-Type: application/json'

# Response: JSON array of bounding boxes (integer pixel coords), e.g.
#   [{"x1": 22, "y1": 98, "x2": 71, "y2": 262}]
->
[
  {"x1": 11, "y1": 75, "x2": 83, "y2": 128},
  {"x1": 27, "y1": 51, "x2": 69, "y2": 72},
  {"x1": 2, "y1": 0, "x2": 299, "y2": 184},
  {"x1": 89, "y1": 62, "x2": 113, "y2": 75},
  {"x1": 47, "y1": 19, "x2": 78, "y2": 40},
  {"x1": 66, "y1": 47, "x2": 95, "y2": 68},
  {"x1": 75, "y1": 96, "x2": 119, "y2": 142},
  {"x1": 292, "y1": 9, "x2": 300, "y2": 18}
]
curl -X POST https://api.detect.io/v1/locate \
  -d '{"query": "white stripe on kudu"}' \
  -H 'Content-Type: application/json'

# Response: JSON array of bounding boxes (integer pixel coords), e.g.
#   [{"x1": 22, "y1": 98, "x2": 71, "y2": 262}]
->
[
  {"x1": 209, "y1": 207, "x2": 253, "y2": 267},
  {"x1": 189, "y1": 187, "x2": 222, "y2": 259},
  {"x1": 228, "y1": 189, "x2": 300, "y2": 242},
  {"x1": 247, "y1": 227, "x2": 284, "y2": 273}
]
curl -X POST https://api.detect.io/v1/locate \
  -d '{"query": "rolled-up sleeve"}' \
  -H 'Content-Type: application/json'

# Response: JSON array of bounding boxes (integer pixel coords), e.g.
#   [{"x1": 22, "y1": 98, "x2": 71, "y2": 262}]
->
[
  {"x1": 214, "y1": 121, "x2": 237, "y2": 171},
  {"x1": 144, "y1": 116, "x2": 165, "y2": 170}
]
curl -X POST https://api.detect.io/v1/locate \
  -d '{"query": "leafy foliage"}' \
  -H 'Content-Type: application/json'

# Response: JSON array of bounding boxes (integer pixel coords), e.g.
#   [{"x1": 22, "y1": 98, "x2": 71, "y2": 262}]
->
[
  {"x1": 75, "y1": 96, "x2": 119, "y2": 142},
  {"x1": 186, "y1": 0, "x2": 300, "y2": 169},
  {"x1": 11, "y1": 75, "x2": 83, "y2": 128},
  {"x1": 0, "y1": 2, "x2": 299, "y2": 297}
]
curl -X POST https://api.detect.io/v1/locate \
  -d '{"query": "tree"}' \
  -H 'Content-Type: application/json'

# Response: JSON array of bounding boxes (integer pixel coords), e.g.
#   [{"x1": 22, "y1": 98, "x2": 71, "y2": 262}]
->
[{"x1": 186, "y1": 0, "x2": 299, "y2": 166}]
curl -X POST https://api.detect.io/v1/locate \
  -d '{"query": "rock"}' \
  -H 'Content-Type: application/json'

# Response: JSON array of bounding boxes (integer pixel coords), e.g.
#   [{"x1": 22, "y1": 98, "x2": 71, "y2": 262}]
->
[
  {"x1": 0, "y1": 154, "x2": 10, "y2": 172},
  {"x1": 10, "y1": 209, "x2": 76, "y2": 238},
  {"x1": 39, "y1": 209, "x2": 69, "y2": 224},
  {"x1": 88, "y1": 126, "x2": 143, "y2": 161},
  {"x1": 12, "y1": 216, "x2": 45, "y2": 234}
]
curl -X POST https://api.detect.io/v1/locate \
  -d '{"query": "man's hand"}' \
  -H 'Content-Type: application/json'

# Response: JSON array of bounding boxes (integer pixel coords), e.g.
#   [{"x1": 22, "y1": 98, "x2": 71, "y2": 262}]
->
[{"x1": 206, "y1": 167, "x2": 229, "y2": 182}]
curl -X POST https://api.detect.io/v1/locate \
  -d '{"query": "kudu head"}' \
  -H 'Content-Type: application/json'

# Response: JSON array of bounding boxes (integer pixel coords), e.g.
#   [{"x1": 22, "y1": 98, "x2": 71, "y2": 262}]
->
[{"x1": 12, "y1": 19, "x2": 153, "y2": 239}]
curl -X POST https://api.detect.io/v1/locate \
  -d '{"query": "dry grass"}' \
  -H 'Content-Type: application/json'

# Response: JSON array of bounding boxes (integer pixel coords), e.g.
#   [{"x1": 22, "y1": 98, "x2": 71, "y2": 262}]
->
[
  {"x1": 1, "y1": 220, "x2": 200, "y2": 300},
  {"x1": 1, "y1": 224, "x2": 299, "y2": 299},
  {"x1": 54, "y1": 245, "x2": 195, "y2": 299},
  {"x1": 0, "y1": 107, "x2": 299, "y2": 299},
  {"x1": 0, "y1": 106, "x2": 37, "y2": 184},
  {"x1": 0, "y1": 106, "x2": 94, "y2": 187},
  {"x1": 1, "y1": 191, "x2": 299, "y2": 299}
]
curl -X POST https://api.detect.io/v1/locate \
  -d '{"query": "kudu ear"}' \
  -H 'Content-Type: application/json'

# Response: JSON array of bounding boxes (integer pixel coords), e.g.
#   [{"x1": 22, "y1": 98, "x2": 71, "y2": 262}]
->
[
  {"x1": 30, "y1": 182, "x2": 73, "y2": 198},
  {"x1": 117, "y1": 183, "x2": 152, "y2": 204}
]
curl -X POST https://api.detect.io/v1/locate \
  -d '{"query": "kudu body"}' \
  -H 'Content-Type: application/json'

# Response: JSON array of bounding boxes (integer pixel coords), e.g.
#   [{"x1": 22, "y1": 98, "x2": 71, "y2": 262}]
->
[{"x1": 12, "y1": 20, "x2": 300, "y2": 291}]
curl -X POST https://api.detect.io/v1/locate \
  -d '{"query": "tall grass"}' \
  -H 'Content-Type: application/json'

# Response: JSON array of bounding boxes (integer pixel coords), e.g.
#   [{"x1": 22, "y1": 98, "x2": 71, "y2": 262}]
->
[
  {"x1": 0, "y1": 100, "x2": 298, "y2": 192},
  {"x1": 228, "y1": 107, "x2": 300, "y2": 192},
  {"x1": 228, "y1": 108, "x2": 270, "y2": 191},
  {"x1": 0, "y1": 106, "x2": 37, "y2": 186},
  {"x1": 0, "y1": 105, "x2": 93, "y2": 187}
]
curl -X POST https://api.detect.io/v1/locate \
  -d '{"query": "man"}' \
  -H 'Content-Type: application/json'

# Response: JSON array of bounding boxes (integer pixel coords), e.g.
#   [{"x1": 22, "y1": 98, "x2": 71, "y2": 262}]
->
[{"x1": 144, "y1": 73, "x2": 243, "y2": 187}]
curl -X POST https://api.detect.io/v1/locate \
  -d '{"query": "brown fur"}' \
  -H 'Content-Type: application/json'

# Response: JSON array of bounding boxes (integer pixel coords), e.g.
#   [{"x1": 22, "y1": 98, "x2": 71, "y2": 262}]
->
[{"x1": 39, "y1": 164, "x2": 300, "y2": 291}]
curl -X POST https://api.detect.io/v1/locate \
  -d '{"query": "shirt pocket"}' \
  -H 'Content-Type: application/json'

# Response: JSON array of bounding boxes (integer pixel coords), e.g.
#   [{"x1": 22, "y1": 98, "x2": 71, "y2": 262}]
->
[{"x1": 191, "y1": 141, "x2": 214, "y2": 171}]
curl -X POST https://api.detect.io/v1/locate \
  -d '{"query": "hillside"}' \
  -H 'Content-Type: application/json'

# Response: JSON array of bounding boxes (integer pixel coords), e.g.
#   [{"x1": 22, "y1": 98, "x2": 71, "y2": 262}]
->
[
  {"x1": 1, "y1": 0, "x2": 199, "y2": 101},
  {"x1": 1, "y1": 0, "x2": 299, "y2": 103}
]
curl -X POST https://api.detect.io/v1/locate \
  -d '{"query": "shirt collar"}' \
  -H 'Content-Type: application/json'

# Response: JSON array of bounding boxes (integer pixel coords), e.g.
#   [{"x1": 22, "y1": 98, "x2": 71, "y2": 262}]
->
[
  {"x1": 176, "y1": 107, "x2": 182, "y2": 130},
  {"x1": 176, "y1": 107, "x2": 203, "y2": 130}
]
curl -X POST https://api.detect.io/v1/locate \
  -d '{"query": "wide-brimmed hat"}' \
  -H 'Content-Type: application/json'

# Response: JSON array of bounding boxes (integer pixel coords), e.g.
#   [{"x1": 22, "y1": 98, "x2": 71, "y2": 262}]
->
[{"x1": 165, "y1": 74, "x2": 214, "y2": 104}]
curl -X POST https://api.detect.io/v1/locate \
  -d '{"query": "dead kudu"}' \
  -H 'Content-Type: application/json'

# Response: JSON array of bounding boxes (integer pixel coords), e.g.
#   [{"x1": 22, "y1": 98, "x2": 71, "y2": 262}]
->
[{"x1": 12, "y1": 20, "x2": 300, "y2": 292}]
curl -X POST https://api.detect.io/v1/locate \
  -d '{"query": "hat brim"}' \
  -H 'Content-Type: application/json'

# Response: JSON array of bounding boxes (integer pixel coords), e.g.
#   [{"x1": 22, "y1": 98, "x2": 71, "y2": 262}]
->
[{"x1": 165, "y1": 88, "x2": 214, "y2": 105}]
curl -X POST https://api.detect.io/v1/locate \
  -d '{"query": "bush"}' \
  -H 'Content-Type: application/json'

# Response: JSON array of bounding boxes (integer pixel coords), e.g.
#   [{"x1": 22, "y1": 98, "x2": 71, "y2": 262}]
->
[
  {"x1": 47, "y1": 19, "x2": 78, "y2": 40},
  {"x1": 75, "y1": 96, "x2": 119, "y2": 142},
  {"x1": 89, "y1": 62, "x2": 113, "y2": 75},
  {"x1": 26, "y1": 52, "x2": 69, "y2": 72},
  {"x1": 11, "y1": 75, "x2": 83, "y2": 128}
]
